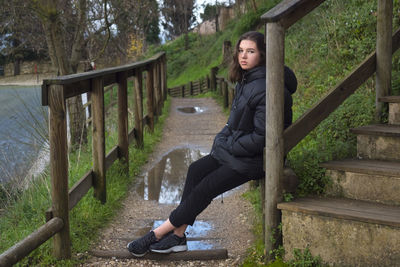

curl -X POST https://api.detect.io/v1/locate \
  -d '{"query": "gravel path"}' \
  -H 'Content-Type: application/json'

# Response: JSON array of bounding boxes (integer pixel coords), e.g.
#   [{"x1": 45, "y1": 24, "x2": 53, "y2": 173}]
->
[{"x1": 82, "y1": 97, "x2": 256, "y2": 267}]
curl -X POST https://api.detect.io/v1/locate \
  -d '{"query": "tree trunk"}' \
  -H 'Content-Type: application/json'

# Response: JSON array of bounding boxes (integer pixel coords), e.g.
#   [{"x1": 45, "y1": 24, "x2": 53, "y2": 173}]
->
[
  {"x1": 67, "y1": 96, "x2": 87, "y2": 151},
  {"x1": 38, "y1": 0, "x2": 87, "y2": 150},
  {"x1": 251, "y1": 0, "x2": 257, "y2": 11},
  {"x1": 13, "y1": 58, "x2": 21, "y2": 76}
]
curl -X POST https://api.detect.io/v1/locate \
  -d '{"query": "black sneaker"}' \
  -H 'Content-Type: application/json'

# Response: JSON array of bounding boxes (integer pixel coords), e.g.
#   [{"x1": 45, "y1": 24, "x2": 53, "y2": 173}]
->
[
  {"x1": 149, "y1": 233, "x2": 188, "y2": 254},
  {"x1": 126, "y1": 231, "x2": 158, "y2": 257}
]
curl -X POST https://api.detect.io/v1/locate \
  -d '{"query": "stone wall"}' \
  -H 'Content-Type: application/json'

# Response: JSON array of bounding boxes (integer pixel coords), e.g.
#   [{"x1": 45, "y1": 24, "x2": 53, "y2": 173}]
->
[
  {"x1": 282, "y1": 210, "x2": 400, "y2": 266},
  {"x1": 4, "y1": 61, "x2": 56, "y2": 76},
  {"x1": 193, "y1": 5, "x2": 237, "y2": 35},
  {"x1": 193, "y1": 20, "x2": 216, "y2": 35},
  {"x1": 218, "y1": 6, "x2": 235, "y2": 31},
  {"x1": 2, "y1": 60, "x2": 102, "y2": 77}
]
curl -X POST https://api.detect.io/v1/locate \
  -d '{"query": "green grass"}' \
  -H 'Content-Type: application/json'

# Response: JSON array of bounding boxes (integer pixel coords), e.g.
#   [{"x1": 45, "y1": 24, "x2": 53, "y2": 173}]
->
[
  {"x1": 153, "y1": 1, "x2": 400, "y2": 265},
  {"x1": 3, "y1": 0, "x2": 400, "y2": 265},
  {"x1": 241, "y1": 187, "x2": 327, "y2": 267},
  {"x1": 146, "y1": 0, "x2": 281, "y2": 88},
  {"x1": 0, "y1": 92, "x2": 171, "y2": 266}
]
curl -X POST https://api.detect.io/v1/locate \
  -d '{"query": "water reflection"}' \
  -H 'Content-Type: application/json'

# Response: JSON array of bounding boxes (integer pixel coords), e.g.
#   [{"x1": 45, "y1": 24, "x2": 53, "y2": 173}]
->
[
  {"x1": 136, "y1": 148, "x2": 208, "y2": 204},
  {"x1": 0, "y1": 86, "x2": 47, "y2": 184},
  {"x1": 177, "y1": 106, "x2": 204, "y2": 114},
  {"x1": 187, "y1": 241, "x2": 213, "y2": 250}
]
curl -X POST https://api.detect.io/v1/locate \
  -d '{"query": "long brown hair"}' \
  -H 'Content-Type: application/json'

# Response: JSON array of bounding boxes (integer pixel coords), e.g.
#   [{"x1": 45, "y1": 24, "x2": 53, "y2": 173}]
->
[{"x1": 229, "y1": 31, "x2": 266, "y2": 83}]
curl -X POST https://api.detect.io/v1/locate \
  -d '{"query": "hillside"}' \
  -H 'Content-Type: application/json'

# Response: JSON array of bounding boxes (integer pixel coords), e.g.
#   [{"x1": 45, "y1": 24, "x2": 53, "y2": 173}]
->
[{"x1": 150, "y1": 0, "x2": 400, "y2": 197}]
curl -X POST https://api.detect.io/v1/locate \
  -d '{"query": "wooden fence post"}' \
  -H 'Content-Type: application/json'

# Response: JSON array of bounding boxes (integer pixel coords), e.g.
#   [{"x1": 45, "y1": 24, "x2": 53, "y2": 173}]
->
[
  {"x1": 222, "y1": 41, "x2": 232, "y2": 67},
  {"x1": 91, "y1": 77, "x2": 106, "y2": 203},
  {"x1": 376, "y1": 0, "x2": 393, "y2": 122},
  {"x1": 199, "y1": 79, "x2": 203, "y2": 94},
  {"x1": 228, "y1": 85, "x2": 234, "y2": 108},
  {"x1": 210, "y1": 67, "x2": 218, "y2": 91},
  {"x1": 222, "y1": 81, "x2": 228, "y2": 108},
  {"x1": 153, "y1": 62, "x2": 160, "y2": 117},
  {"x1": 157, "y1": 61, "x2": 163, "y2": 113},
  {"x1": 260, "y1": 174, "x2": 266, "y2": 248},
  {"x1": 117, "y1": 71, "x2": 129, "y2": 175},
  {"x1": 146, "y1": 64, "x2": 155, "y2": 132},
  {"x1": 264, "y1": 22, "x2": 285, "y2": 260},
  {"x1": 189, "y1": 81, "x2": 193, "y2": 96},
  {"x1": 217, "y1": 78, "x2": 222, "y2": 95},
  {"x1": 153, "y1": 61, "x2": 161, "y2": 117},
  {"x1": 181, "y1": 85, "x2": 185, "y2": 97},
  {"x1": 163, "y1": 55, "x2": 167, "y2": 100},
  {"x1": 160, "y1": 58, "x2": 165, "y2": 104},
  {"x1": 134, "y1": 68, "x2": 144, "y2": 148},
  {"x1": 48, "y1": 84, "x2": 71, "y2": 259}
]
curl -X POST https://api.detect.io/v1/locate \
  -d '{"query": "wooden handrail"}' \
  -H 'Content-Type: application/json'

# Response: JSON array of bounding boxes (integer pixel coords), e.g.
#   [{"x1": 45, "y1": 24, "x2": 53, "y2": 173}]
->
[
  {"x1": 42, "y1": 52, "x2": 165, "y2": 106},
  {"x1": 39, "y1": 52, "x2": 167, "y2": 259},
  {"x1": 283, "y1": 27, "x2": 400, "y2": 154},
  {"x1": 261, "y1": 0, "x2": 396, "y2": 261},
  {"x1": 261, "y1": 0, "x2": 325, "y2": 29},
  {"x1": 0, "y1": 217, "x2": 64, "y2": 266},
  {"x1": 43, "y1": 52, "x2": 164, "y2": 86}
]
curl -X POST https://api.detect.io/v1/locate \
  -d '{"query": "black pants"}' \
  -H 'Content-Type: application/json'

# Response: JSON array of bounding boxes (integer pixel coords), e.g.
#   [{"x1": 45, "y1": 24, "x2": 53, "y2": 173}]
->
[{"x1": 169, "y1": 154, "x2": 255, "y2": 227}]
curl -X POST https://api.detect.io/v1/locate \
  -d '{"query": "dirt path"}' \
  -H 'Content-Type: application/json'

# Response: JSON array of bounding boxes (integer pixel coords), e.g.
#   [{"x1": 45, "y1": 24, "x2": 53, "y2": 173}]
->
[{"x1": 82, "y1": 97, "x2": 256, "y2": 267}]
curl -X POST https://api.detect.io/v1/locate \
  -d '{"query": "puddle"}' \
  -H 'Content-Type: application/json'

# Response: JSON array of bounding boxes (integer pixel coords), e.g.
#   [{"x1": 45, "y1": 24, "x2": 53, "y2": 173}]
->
[
  {"x1": 136, "y1": 148, "x2": 208, "y2": 204},
  {"x1": 177, "y1": 106, "x2": 204, "y2": 114},
  {"x1": 133, "y1": 220, "x2": 218, "y2": 250},
  {"x1": 187, "y1": 241, "x2": 214, "y2": 250}
]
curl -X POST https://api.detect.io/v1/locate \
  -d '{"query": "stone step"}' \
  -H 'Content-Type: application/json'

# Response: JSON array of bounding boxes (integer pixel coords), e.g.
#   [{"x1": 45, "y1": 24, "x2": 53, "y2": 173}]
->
[
  {"x1": 351, "y1": 124, "x2": 400, "y2": 161},
  {"x1": 321, "y1": 159, "x2": 400, "y2": 205},
  {"x1": 379, "y1": 96, "x2": 400, "y2": 125},
  {"x1": 379, "y1": 95, "x2": 400, "y2": 103},
  {"x1": 278, "y1": 197, "x2": 400, "y2": 266}
]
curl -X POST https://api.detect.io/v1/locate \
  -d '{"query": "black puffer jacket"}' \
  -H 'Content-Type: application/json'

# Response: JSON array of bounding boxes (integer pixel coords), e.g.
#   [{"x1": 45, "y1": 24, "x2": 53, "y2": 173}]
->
[{"x1": 211, "y1": 65, "x2": 297, "y2": 178}]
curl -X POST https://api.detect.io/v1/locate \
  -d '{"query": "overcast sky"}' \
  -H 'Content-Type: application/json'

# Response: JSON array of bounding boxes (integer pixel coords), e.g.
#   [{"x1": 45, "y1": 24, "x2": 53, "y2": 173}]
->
[
  {"x1": 157, "y1": 0, "x2": 233, "y2": 42},
  {"x1": 195, "y1": 0, "x2": 233, "y2": 23}
]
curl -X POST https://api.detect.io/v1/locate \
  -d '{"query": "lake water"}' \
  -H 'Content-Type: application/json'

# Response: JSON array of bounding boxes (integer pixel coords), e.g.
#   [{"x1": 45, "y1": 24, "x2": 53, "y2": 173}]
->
[{"x1": 0, "y1": 85, "x2": 48, "y2": 184}]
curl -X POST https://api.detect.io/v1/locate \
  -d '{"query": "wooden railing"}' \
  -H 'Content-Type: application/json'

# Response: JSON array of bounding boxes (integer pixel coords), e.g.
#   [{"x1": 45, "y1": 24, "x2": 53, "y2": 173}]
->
[
  {"x1": 168, "y1": 67, "x2": 236, "y2": 109},
  {"x1": 0, "y1": 52, "x2": 167, "y2": 265},
  {"x1": 261, "y1": 0, "x2": 397, "y2": 260}
]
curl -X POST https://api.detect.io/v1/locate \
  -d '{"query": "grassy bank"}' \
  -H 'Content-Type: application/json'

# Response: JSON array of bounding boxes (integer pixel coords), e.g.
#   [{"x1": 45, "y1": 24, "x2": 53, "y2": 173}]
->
[
  {"x1": 148, "y1": 0, "x2": 400, "y2": 265},
  {"x1": 0, "y1": 87, "x2": 171, "y2": 265}
]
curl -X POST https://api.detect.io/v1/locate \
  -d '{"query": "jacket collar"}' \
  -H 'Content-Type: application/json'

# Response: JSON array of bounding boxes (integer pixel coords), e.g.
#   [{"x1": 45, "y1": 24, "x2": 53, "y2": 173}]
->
[{"x1": 241, "y1": 66, "x2": 266, "y2": 84}]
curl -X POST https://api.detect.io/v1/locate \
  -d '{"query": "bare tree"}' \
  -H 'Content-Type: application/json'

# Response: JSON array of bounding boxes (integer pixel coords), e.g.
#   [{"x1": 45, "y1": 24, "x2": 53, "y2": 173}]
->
[
  {"x1": 161, "y1": 0, "x2": 196, "y2": 49},
  {"x1": 1, "y1": 0, "x2": 160, "y2": 149}
]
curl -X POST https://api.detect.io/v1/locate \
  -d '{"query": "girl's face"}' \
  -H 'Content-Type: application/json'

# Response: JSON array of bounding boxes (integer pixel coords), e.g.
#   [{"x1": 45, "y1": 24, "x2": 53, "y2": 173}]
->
[{"x1": 238, "y1": 40, "x2": 261, "y2": 70}]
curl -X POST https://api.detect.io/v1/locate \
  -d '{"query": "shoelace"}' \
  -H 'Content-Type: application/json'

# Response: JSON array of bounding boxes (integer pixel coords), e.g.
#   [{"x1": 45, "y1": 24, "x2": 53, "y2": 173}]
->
[{"x1": 137, "y1": 231, "x2": 155, "y2": 247}]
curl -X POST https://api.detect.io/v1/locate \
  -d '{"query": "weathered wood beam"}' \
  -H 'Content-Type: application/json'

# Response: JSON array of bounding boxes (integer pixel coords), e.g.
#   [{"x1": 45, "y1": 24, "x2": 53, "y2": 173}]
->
[
  {"x1": 105, "y1": 146, "x2": 119, "y2": 171},
  {"x1": 261, "y1": 0, "x2": 325, "y2": 29},
  {"x1": 90, "y1": 249, "x2": 228, "y2": 261},
  {"x1": 146, "y1": 64, "x2": 155, "y2": 132},
  {"x1": 42, "y1": 52, "x2": 164, "y2": 106},
  {"x1": 284, "y1": 27, "x2": 400, "y2": 154},
  {"x1": 134, "y1": 69, "x2": 144, "y2": 148},
  {"x1": 264, "y1": 22, "x2": 285, "y2": 260},
  {"x1": 46, "y1": 170, "x2": 94, "y2": 222},
  {"x1": 91, "y1": 77, "x2": 106, "y2": 203},
  {"x1": 117, "y1": 71, "x2": 129, "y2": 175},
  {"x1": 0, "y1": 218, "x2": 64, "y2": 266},
  {"x1": 48, "y1": 84, "x2": 71, "y2": 259},
  {"x1": 375, "y1": 0, "x2": 393, "y2": 121}
]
